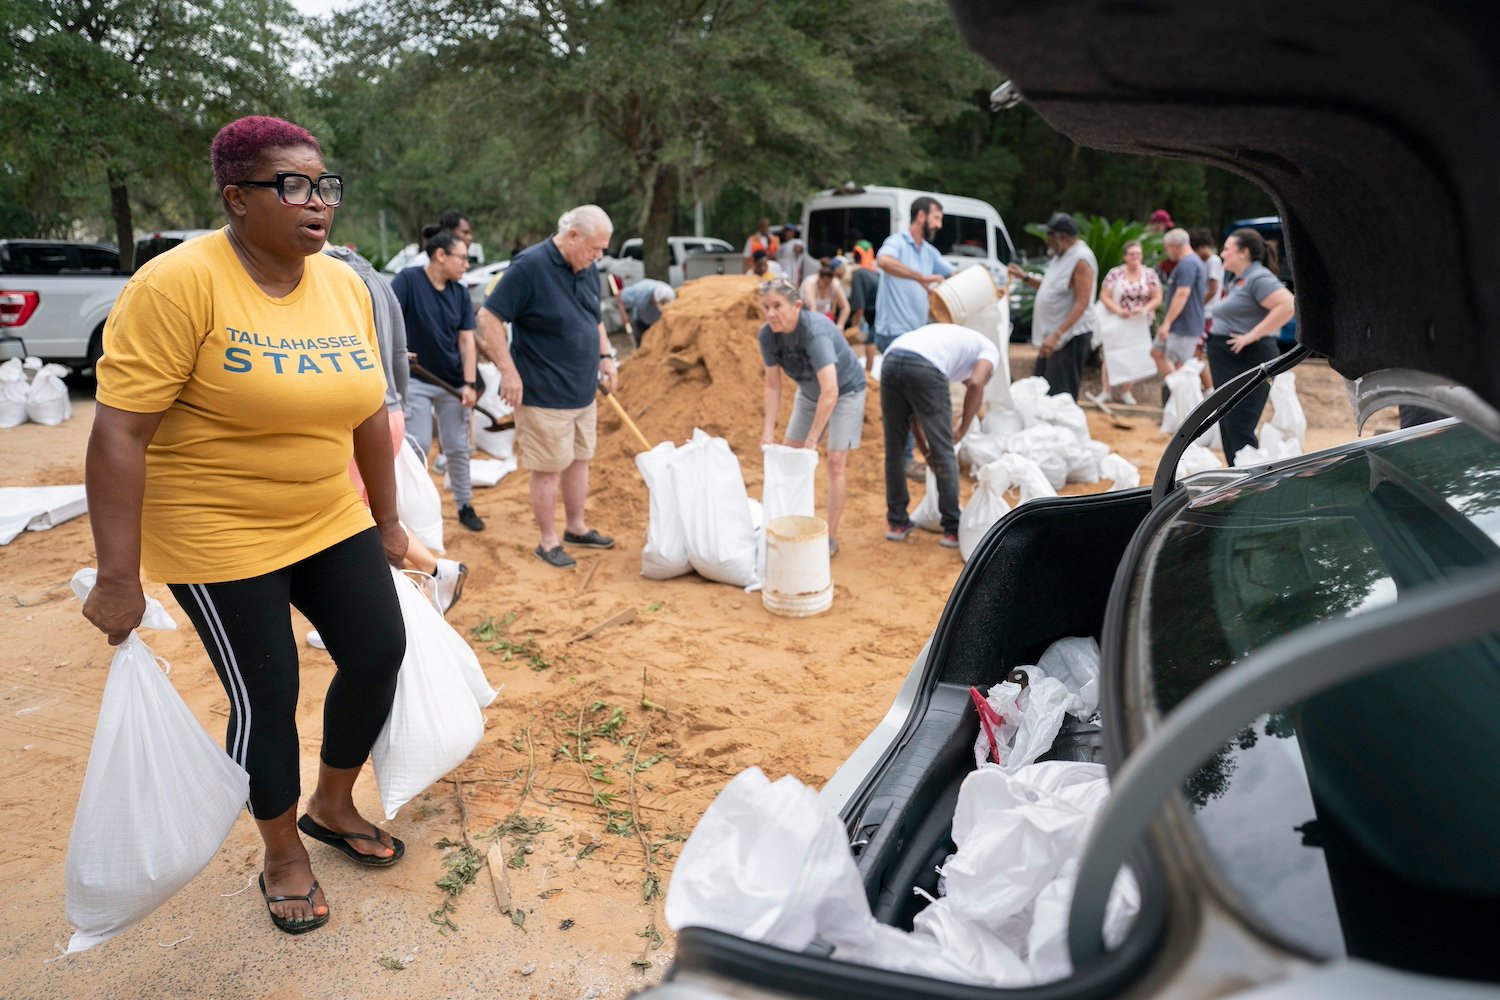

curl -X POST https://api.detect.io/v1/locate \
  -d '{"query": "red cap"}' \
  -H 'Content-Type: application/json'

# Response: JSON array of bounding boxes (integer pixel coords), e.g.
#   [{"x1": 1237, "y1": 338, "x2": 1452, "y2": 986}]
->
[{"x1": 1151, "y1": 209, "x2": 1173, "y2": 224}]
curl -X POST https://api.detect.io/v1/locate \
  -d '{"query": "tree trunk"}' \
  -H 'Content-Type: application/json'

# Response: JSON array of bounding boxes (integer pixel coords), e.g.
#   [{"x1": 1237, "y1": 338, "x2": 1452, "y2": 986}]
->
[
  {"x1": 641, "y1": 165, "x2": 677, "y2": 283},
  {"x1": 108, "y1": 168, "x2": 134, "y2": 272}
]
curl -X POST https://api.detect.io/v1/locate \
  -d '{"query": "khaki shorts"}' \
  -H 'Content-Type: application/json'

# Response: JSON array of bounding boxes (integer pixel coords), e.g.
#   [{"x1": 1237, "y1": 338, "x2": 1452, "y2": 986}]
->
[{"x1": 515, "y1": 402, "x2": 597, "y2": 473}]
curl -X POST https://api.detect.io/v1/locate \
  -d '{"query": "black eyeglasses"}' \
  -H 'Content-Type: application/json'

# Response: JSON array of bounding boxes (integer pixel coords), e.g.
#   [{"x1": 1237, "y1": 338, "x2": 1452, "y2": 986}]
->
[{"x1": 230, "y1": 172, "x2": 343, "y2": 207}]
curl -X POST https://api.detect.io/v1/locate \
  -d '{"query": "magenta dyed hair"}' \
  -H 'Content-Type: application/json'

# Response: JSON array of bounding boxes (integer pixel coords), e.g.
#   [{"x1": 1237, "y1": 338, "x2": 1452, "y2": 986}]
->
[{"x1": 210, "y1": 115, "x2": 322, "y2": 191}]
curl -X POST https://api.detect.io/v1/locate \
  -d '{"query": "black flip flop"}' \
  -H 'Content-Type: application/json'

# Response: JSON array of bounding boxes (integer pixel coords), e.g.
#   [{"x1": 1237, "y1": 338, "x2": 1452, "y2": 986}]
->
[
  {"x1": 259, "y1": 872, "x2": 329, "y2": 935},
  {"x1": 297, "y1": 814, "x2": 405, "y2": 867}
]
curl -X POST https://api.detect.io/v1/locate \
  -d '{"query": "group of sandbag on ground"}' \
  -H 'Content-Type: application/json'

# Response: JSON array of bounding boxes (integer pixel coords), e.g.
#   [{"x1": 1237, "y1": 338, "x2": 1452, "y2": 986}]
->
[
  {"x1": 1159, "y1": 361, "x2": 1307, "y2": 475},
  {"x1": 665, "y1": 635, "x2": 1137, "y2": 989},
  {"x1": 0, "y1": 356, "x2": 73, "y2": 427}
]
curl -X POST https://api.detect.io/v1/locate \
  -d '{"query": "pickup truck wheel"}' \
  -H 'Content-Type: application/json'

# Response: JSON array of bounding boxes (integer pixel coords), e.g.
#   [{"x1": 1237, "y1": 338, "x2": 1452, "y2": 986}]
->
[{"x1": 84, "y1": 324, "x2": 105, "y2": 377}]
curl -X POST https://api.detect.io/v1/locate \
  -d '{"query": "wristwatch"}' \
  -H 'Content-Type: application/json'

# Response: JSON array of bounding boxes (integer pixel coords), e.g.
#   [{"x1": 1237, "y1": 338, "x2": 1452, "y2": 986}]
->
[
  {"x1": 463, "y1": 380, "x2": 477, "y2": 388},
  {"x1": 600, "y1": 349, "x2": 618, "y2": 361}
]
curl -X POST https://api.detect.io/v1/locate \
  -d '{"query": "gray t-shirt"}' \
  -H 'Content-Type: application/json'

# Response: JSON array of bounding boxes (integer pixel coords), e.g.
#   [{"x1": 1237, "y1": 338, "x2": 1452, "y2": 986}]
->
[
  {"x1": 1165, "y1": 252, "x2": 1207, "y2": 338},
  {"x1": 1211, "y1": 261, "x2": 1286, "y2": 337},
  {"x1": 758, "y1": 310, "x2": 865, "y2": 398}
]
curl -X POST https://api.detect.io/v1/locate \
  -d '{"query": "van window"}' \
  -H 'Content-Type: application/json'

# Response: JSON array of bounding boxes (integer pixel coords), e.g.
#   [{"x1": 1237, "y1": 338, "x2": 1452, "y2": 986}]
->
[
  {"x1": 930, "y1": 213, "x2": 989, "y2": 258},
  {"x1": 994, "y1": 227, "x2": 1014, "y2": 265},
  {"x1": 806, "y1": 207, "x2": 892, "y2": 260}
]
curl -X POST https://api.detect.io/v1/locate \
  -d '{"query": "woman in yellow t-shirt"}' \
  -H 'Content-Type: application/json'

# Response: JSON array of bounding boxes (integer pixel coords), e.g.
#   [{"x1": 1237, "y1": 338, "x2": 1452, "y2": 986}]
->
[{"x1": 82, "y1": 116, "x2": 409, "y2": 936}]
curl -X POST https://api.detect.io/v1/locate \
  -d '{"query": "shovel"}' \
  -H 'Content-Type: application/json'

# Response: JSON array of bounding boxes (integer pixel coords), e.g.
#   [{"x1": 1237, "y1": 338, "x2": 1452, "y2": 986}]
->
[
  {"x1": 598, "y1": 382, "x2": 653, "y2": 454},
  {"x1": 410, "y1": 361, "x2": 514, "y2": 431}
]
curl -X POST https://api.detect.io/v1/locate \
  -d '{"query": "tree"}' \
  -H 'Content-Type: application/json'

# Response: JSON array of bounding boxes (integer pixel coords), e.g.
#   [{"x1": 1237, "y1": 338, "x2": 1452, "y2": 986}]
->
[{"x1": 1, "y1": 0, "x2": 309, "y2": 267}]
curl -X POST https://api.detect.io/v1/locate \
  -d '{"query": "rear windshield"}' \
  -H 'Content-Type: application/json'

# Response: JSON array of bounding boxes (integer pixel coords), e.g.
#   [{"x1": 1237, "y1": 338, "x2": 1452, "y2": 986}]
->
[
  {"x1": 1, "y1": 243, "x2": 120, "y2": 275},
  {"x1": 1132, "y1": 420, "x2": 1500, "y2": 975},
  {"x1": 806, "y1": 206, "x2": 892, "y2": 260}
]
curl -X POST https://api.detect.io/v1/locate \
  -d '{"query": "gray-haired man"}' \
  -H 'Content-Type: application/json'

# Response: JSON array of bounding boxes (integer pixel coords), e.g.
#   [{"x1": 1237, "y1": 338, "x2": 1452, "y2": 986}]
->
[{"x1": 478, "y1": 205, "x2": 620, "y2": 569}]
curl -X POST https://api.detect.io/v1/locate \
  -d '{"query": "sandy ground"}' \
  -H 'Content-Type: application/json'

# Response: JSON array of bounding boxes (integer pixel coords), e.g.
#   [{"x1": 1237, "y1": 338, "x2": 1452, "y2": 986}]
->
[{"x1": 0, "y1": 277, "x2": 1395, "y2": 999}]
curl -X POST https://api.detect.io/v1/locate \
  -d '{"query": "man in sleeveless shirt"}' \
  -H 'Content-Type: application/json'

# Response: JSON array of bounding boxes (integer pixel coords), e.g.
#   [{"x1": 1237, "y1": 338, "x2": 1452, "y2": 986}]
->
[{"x1": 1006, "y1": 213, "x2": 1097, "y2": 400}]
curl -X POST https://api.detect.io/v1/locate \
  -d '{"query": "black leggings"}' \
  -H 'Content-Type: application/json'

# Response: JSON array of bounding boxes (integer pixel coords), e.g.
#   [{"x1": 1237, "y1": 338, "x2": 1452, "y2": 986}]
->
[
  {"x1": 1206, "y1": 334, "x2": 1282, "y2": 464},
  {"x1": 169, "y1": 528, "x2": 406, "y2": 820}
]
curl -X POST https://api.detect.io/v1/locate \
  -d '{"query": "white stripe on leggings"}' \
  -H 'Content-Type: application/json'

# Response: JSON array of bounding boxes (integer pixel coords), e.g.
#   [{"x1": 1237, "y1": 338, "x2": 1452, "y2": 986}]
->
[{"x1": 187, "y1": 584, "x2": 252, "y2": 769}]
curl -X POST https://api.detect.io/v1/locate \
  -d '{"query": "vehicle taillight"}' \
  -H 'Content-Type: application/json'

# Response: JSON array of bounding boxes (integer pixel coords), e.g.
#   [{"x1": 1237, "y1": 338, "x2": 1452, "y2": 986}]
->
[{"x1": 0, "y1": 290, "x2": 40, "y2": 327}]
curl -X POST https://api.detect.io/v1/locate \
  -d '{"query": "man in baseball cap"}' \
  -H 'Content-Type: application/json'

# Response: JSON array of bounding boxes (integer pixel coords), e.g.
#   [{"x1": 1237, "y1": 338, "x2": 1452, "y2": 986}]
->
[{"x1": 1006, "y1": 211, "x2": 1098, "y2": 398}]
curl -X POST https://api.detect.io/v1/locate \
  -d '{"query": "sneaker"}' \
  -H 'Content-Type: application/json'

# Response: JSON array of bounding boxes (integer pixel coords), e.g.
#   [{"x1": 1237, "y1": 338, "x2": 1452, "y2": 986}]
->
[
  {"x1": 828, "y1": 537, "x2": 840, "y2": 557},
  {"x1": 562, "y1": 528, "x2": 615, "y2": 549},
  {"x1": 1119, "y1": 391, "x2": 1137, "y2": 405},
  {"x1": 939, "y1": 532, "x2": 960, "y2": 549},
  {"x1": 433, "y1": 453, "x2": 447, "y2": 473},
  {"x1": 905, "y1": 460, "x2": 927, "y2": 483},
  {"x1": 1088, "y1": 389, "x2": 1110, "y2": 408},
  {"x1": 535, "y1": 544, "x2": 576, "y2": 569},
  {"x1": 432, "y1": 559, "x2": 468, "y2": 614},
  {"x1": 306, "y1": 630, "x2": 326, "y2": 650},
  {"x1": 886, "y1": 521, "x2": 915, "y2": 542},
  {"x1": 458, "y1": 504, "x2": 485, "y2": 532}
]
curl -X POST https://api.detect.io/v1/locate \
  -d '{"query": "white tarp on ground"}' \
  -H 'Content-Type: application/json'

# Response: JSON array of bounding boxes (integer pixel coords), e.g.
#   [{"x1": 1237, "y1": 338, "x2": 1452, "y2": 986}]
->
[
  {"x1": 0, "y1": 484, "x2": 87, "y2": 545},
  {"x1": 666, "y1": 636, "x2": 1137, "y2": 989}
]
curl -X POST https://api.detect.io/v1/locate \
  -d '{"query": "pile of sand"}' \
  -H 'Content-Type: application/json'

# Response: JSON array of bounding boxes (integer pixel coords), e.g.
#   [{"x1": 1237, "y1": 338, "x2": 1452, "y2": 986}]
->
[{"x1": 593, "y1": 276, "x2": 888, "y2": 504}]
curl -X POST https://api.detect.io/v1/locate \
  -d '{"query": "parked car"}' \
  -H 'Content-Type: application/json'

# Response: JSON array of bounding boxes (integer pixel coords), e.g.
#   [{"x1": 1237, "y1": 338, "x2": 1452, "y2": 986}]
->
[
  {"x1": 801, "y1": 184, "x2": 1018, "y2": 287},
  {"x1": 0, "y1": 239, "x2": 126, "y2": 368},
  {"x1": 382, "y1": 239, "x2": 486, "y2": 275},
  {"x1": 601, "y1": 236, "x2": 736, "y2": 287},
  {"x1": 132, "y1": 229, "x2": 216, "y2": 269},
  {"x1": 641, "y1": 0, "x2": 1500, "y2": 997}
]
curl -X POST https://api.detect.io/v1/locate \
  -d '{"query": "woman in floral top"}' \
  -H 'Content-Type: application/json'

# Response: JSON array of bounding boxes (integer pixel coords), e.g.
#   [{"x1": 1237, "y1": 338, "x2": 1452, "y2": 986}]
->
[{"x1": 1095, "y1": 240, "x2": 1162, "y2": 403}]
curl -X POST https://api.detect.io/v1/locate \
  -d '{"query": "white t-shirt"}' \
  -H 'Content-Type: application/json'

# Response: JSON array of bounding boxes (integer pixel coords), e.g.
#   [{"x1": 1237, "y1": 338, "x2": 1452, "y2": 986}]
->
[
  {"x1": 886, "y1": 323, "x2": 1000, "y2": 382},
  {"x1": 1203, "y1": 253, "x2": 1225, "y2": 317}
]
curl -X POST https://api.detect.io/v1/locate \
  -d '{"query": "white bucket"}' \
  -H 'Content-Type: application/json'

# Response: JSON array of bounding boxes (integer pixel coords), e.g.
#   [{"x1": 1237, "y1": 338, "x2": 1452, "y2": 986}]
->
[
  {"x1": 929, "y1": 265, "x2": 999, "y2": 325},
  {"x1": 762, "y1": 515, "x2": 833, "y2": 617}
]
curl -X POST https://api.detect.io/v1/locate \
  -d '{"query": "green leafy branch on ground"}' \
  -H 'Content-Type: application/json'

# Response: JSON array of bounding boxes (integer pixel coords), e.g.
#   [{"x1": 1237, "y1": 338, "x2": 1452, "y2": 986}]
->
[{"x1": 472, "y1": 613, "x2": 553, "y2": 671}]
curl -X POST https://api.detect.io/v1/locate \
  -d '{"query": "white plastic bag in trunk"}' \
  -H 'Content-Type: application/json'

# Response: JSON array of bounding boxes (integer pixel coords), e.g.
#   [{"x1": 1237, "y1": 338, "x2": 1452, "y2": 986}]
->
[
  {"x1": 64, "y1": 569, "x2": 250, "y2": 953},
  {"x1": 370, "y1": 567, "x2": 485, "y2": 819},
  {"x1": 394, "y1": 435, "x2": 444, "y2": 554}
]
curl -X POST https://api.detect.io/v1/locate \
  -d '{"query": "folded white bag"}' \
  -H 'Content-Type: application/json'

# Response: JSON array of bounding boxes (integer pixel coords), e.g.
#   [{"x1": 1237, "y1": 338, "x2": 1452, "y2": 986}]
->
[
  {"x1": 371, "y1": 567, "x2": 485, "y2": 820},
  {"x1": 65, "y1": 569, "x2": 250, "y2": 953}
]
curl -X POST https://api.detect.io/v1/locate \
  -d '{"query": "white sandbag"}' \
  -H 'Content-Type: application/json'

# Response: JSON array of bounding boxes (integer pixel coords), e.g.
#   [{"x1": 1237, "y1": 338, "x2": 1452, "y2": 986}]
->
[
  {"x1": 911, "y1": 467, "x2": 944, "y2": 532},
  {"x1": 957, "y1": 427, "x2": 1006, "y2": 476},
  {"x1": 399, "y1": 570, "x2": 496, "y2": 710},
  {"x1": 472, "y1": 361, "x2": 515, "y2": 458},
  {"x1": 1268, "y1": 370, "x2": 1306, "y2": 447},
  {"x1": 25, "y1": 361, "x2": 73, "y2": 425},
  {"x1": 959, "y1": 460, "x2": 1012, "y2": 561},
  {"x1": 1177, "y1": 443, "x2": 1223, "y2": 478},
  {"x1": 64, "y1": 569, "x2": 250, "y2": 953},
  {"x1": 972, "y1": 637, "x2": 1099, "y2": 770},
  {"x1": 394, "y1": 435, "x2": 445, "y2": 554},
  {"x1": 637, "y1": 441, "x2": 691, "y2": 580},
  {"x1": 1064, "y1": 439, "x2": 1110, "y2": 485},
  {"x1": 1036, "y1": 636, "x2": 1102, "y2": 719},
  {"x1": 1099, "y1": 453, "x2": 1140, "y2": 490},
  {"x1": 761, "y1": 444, "x2": 818, "y2": 523},
  {"x1": 1159, "y1": 360, "x2": 1221, "y2": 451},
  {"x1": 672, "y1": 430, "x2": 759, "y2": 588},
  {"x1": 995, "y1": 453, "x2": 1056, "y2": 506},
  {"x1": 979, "y1": 406, "x2": 1024, "y2": 439},
  {"x1": 1033, "y1": 391, "x2": 1091, "y2": 445},
  {"x1": 0, "y1": 357, "x2": 28, "y2": 428},
  {"x1": 370, "y1": 567, "x2": 485, "y2": 820},
  {"x1": 999, "y1": 424, "x2": 1071, "y2": 490},
  {"x1": 1007, "y1": 376, "x2": 1051, "y2": 427}
]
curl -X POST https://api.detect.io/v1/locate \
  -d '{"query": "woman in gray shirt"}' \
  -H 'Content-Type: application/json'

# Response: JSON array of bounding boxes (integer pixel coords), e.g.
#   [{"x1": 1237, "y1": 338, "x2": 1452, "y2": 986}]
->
[{"x1": 1207, "y1": 228, "x2": 1296, "y2": 463}]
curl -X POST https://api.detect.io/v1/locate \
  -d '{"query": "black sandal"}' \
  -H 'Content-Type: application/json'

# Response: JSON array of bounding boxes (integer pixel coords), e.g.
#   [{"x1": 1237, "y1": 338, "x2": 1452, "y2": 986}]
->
[
  {"x1": 297, "y1": 814, "x2": 405, "y2": 867},
  {"x1": 258, "y1": 872, "x2": 329, "y2": 935}
]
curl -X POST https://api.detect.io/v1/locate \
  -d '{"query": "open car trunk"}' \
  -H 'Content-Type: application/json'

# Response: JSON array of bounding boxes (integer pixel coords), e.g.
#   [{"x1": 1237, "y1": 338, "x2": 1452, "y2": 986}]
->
[{"x1": 671, "y1": 489, "x2": 1164, "y2": 997}]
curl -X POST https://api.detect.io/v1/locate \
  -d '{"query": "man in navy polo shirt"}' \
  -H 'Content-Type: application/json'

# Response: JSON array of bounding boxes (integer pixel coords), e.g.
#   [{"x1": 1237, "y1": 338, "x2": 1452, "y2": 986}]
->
[{"x1": 477, "y1": 205, "x2": 620, "y2": 569}]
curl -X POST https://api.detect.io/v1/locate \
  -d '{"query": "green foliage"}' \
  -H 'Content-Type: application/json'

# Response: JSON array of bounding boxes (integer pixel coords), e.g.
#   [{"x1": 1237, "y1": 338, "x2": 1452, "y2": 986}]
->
[{"x1": 1022, "y1": 215, "x2": 1164, "y2": 291}]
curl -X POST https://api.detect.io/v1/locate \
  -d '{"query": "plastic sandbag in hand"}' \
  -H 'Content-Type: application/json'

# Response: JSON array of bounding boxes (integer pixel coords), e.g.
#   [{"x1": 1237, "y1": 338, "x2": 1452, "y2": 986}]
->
[
  {"x1": 26, "y1": 362, "x2": 73, "y2": 426},
  {"x1": 394, "y1": 435, "x2": 445, "y2": 554},
  {"x1": 911, "y1": 467, "x2": 944, "y2": 532},
  {"x1": 65, "y1": 568, "x2": 250, "y2": 953},
  {"x1": 370, "y1": 566, "x2": 485, "y2": 820},
  {"x1": 637, "y1": 441, "x2": 691, "y2": 580},
  {"x1": 0, "y1": 357, "x2": 28, "y2": 428},
  {"x1": 959, "y1": 460, "x2": 1012, "y2": 561}
]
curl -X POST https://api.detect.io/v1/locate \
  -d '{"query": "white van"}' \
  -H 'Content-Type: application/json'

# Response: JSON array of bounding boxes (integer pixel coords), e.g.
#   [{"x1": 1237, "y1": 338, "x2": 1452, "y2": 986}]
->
[{"x1": 800, "y1": 185, "x2": 1017, "y2": 284}]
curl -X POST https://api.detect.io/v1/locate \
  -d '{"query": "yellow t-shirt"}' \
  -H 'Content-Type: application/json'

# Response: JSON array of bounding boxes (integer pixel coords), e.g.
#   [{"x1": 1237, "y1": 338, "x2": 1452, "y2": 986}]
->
[{"x1": 96, "y1": 229, "x2": 387, "y2": 584}]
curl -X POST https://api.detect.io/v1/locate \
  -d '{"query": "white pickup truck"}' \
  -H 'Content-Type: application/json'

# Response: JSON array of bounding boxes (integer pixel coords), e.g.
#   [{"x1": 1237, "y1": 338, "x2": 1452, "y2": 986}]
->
[
  {"x1": 0, "y1": 231, "x2": 213, "y2": 370},
  {"x1": 600, "y1": 235, "x2": 736, "y2": 287}
]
